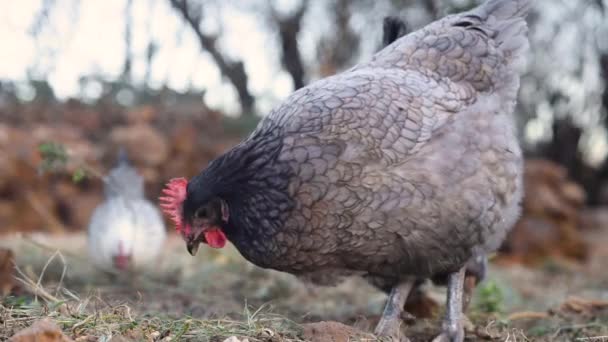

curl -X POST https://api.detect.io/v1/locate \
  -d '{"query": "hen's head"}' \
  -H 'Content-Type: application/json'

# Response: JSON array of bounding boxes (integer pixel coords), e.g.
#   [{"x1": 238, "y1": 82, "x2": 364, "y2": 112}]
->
[{"x1": 159, "y1": 178, "x2": 228, "y2": 255}]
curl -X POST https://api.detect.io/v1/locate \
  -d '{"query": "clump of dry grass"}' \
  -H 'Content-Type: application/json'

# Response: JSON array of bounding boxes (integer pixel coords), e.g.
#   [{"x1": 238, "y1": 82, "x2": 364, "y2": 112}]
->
[
  {"x1": 1, "y1": 297, "x2": 306, "y2": 341},
  {"x1": 0, "y1": 235, "x2": 378, "y2": 341},
  {"x1": 3, "y1": 233, "x2": 608, "y2": 342},
  {"x1": 1, "y1": 257, "x2": 305, "y2": 342}
]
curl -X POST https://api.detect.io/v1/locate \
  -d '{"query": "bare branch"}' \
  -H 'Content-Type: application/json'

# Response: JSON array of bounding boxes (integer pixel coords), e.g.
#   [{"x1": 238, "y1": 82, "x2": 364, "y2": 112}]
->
[
  {"x1": 121, "y1": 0, "x2": 133, "y2": 81},
  {"x1": 316, "y1": 0, "x2": 360, "y2": 77},
  {"x1": 270, "y1": 0, "x2": 309, "y2": 90},
  {"x1": 29, "y1": 0, "x2": 56, "y2": 37},
  {"x1": 170, "y1": 0, "x2": 255, "y2": 115},
  {"x1": 421, "y1": 0, "x2": 443, "y2": 20}
]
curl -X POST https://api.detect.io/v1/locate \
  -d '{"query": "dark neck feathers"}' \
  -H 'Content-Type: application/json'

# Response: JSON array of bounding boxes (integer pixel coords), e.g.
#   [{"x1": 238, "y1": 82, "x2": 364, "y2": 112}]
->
[{"x1": 195, "y1": 126, "x2": 295, "y2": 266}]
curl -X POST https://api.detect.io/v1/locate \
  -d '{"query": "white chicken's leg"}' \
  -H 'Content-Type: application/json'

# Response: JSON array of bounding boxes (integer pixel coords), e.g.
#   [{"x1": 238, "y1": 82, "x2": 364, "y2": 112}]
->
[
  {"x1": 433, "y1": 267, "x2": 466, "y2": 342},
  {"x1": 375, "y1": 280, "x2": 414, "y2": 341}
]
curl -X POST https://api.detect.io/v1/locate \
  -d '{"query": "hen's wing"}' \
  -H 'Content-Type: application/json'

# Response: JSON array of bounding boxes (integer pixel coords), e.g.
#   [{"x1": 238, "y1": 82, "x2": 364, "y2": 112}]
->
[
  {"x1": 269, "y1": 0, "x2": 529, "y2": 167},
  {"x1": 274, "y1": 67, "x2": 473, "y2": 168}
]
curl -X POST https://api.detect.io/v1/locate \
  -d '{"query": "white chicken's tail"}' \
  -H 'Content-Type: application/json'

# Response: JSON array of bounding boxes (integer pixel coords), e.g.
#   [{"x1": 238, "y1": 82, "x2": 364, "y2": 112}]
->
[{"x1": 104, "y1": 149, "x2": 145, "y2": 200}]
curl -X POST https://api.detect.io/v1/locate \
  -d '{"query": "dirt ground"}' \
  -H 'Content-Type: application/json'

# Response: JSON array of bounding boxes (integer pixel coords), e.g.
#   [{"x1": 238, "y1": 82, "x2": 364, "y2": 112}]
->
[{"x1": 1, "y1": 227, "x2": 608, "y2": 342}]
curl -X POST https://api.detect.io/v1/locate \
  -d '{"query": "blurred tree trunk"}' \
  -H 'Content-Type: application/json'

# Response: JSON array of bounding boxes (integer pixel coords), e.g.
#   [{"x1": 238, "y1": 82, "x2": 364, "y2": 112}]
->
[
  {"x1": 317, "y1": 0, "x2": 360, "y2": 77},
  {"x1": 543, "y1": 118, "x2": 584, "y2": 175},
  {"x1": 271, "y1": 0, "x2": 308, "y2": 90},
  {"x1": 381, "y1": 16, "x2": 408, "y2": 48},
  {"x1": 121, "y1": 0, "x2": 133, "y2": 82},
  {"x1": 170, "y1": 0, "x2": 255, "y2": 115},
  {"x1": 534, "y1": 118, "x2": 606, "y2": 205},
  {"x1": 592, "y1": 53, "x2": 608, "y2": 204},
  {"x1": 144, "y1": 41, "x2": 158, "y2": 89},
  {"x1": 143, "y1": 1, "x2": 157, "y2": 89},
  {"x1": 421, "y1": 0, "x2": 442, "y2": 19},
  {"x1": 601, "y1": 53, "x2": 608, "y2": 119}
]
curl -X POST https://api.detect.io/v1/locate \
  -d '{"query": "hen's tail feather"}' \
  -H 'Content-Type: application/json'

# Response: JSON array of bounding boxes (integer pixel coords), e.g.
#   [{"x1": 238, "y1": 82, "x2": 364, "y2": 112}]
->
[
  {"x1": 467, "y1": 0, "x2": 531, "y2": 70},
  {"x1": 474, "y1": 0, "x2": 531, "y2": 21},
  {"x1": 370, "y1": 0, "x2": 531, "y2": 92}
]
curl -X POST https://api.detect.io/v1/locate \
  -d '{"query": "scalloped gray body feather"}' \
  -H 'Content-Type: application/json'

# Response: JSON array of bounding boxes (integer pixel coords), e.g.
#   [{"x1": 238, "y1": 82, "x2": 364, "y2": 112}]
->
[{"x1": 194, "y1": 0, "x2": 530, "y2": 287}]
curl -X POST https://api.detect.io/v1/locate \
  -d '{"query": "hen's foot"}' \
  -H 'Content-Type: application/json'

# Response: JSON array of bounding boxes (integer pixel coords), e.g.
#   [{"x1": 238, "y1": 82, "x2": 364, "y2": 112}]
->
[
  {"x1": 433, "y1": 267, "x2": 466, "y2": 342},
  {"x1": 375, "y1": 280, "x2": 414, "y2": 342}
]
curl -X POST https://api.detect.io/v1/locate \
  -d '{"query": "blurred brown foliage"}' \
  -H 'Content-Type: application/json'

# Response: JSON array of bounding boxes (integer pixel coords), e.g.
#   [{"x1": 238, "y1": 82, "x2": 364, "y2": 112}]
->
[
  {"x1": 0, "y1": 248, "x2": 16, "y2": 297},
  {"x1": 0, "y1": 99, "x2": 241, "y2": 235},
  {"x1": 500, "y1": 159, "x2": 589, "y2": 264},
  {"x1": 0, "y1": 99, "x2": 599, "y2": 265},
  {"x1": 9, "y1": 319, "x2": 73, "y2": 342}
]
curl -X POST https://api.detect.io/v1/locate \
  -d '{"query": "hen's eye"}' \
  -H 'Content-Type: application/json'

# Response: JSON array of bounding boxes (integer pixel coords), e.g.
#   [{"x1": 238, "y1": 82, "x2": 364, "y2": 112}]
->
[{"x1": 195, "y1": 207, "x2": 208, "y2": 219}]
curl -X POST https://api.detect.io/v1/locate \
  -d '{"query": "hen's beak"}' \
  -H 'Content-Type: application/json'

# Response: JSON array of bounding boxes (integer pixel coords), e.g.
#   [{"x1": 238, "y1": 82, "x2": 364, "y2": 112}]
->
[{"x1": 187, "y1": 240, "x2": 200, "y2": 256}]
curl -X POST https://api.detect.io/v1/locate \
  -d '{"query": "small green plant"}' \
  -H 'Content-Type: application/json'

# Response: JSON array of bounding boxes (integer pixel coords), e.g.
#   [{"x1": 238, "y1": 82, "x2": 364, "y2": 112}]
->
[
  {"x1": 71, "y1": 167, "x2": 86, "y2": 183},
  {"x1": 475, "y1": 280, "x2": 505, "y2": 314},
  {"x1": 1, "y1": 295, "x2": 36, "y2": 309},
  {"x1": 38, "y1": 142, "x2": 98, "y2": 183},
  {"x1": 38, "y1": 142, "x2": 68, "y2": 172}
]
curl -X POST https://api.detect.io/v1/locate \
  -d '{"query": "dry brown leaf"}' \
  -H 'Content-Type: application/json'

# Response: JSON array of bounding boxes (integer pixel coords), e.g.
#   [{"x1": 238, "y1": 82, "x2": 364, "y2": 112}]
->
[
  {"x1": 0, "y1": 248, "x2": 16, "y2": 297},
  {"x1": 560, "y1": 296, "x2": 608, "y2": 314},
  {"x1": 507, "y1": 311, "x2": 549, "y2": 321},
  {"x1": 561, "y1": 182, "x2": 586, "y2": 206},
  {"x1": 302, "y1": 321, "x2": 373, "y2": 342},
  {"x1": 222, "y1": 337, "x2": 248, "y2": 342},
  {"x1": 9, "y1": 319, "x2": 74, "y2": 342}
]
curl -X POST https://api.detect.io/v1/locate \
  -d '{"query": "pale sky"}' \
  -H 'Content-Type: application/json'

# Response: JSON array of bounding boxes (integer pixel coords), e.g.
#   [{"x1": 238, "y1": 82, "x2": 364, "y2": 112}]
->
[
  {"x1": 0, "y1": 0, "x2": 306, "y2": 114},
  {"x1": 1, "y1": 0, "x2": 607, "y2": 163},
  {"x1": 0, "y1": 0, "x2": 431, "y2": 114}
]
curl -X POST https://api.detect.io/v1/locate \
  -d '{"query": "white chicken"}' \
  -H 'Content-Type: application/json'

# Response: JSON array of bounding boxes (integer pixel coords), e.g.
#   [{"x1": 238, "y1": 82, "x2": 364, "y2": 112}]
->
[{"x1": 87, "y1": 150, "x2": 166, "y2": 271}]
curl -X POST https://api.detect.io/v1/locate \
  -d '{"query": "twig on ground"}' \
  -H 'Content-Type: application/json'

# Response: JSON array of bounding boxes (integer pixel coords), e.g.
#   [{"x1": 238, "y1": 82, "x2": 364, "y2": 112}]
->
[
  {"x1": 507, "y1": 311, "x2": 549, "y2": 321},
  {"x1": 13, "y1": 264, "x2": 61, "y2": 303}
]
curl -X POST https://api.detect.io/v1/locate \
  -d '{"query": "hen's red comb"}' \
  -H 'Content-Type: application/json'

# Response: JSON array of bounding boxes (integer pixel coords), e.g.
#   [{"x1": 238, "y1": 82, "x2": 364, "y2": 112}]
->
[{"x1": 159, "y1": 178, "x2": 189, "y2": 234}]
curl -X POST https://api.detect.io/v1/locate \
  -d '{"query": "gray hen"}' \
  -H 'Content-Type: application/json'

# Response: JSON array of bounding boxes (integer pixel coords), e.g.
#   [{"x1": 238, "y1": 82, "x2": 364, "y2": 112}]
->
[
  {"x1": 88, "y1": 150, "x2": 166, "y2": 271},
  {"x1": 162, "y1": 0, "x2": 529, "y2": 340}
]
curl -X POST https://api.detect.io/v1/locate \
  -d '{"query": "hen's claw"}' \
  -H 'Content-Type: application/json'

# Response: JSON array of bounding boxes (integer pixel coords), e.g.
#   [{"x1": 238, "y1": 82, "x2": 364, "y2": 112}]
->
[
  {"x1": 375, "y1": 280, "x2": 414, "y2": 341},
  {"x1": 433, "y1": 267, "x2": 466, "y2": 342}
]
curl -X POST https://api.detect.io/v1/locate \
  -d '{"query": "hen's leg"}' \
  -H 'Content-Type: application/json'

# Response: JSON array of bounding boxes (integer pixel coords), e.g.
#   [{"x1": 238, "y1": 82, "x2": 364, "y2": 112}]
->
[
  {"x1": 433, "y1": 267, "x2": 466, "y2": 342},
  {"x1": 375, "y1": 280, "x2": 414, "y2": 341}
]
